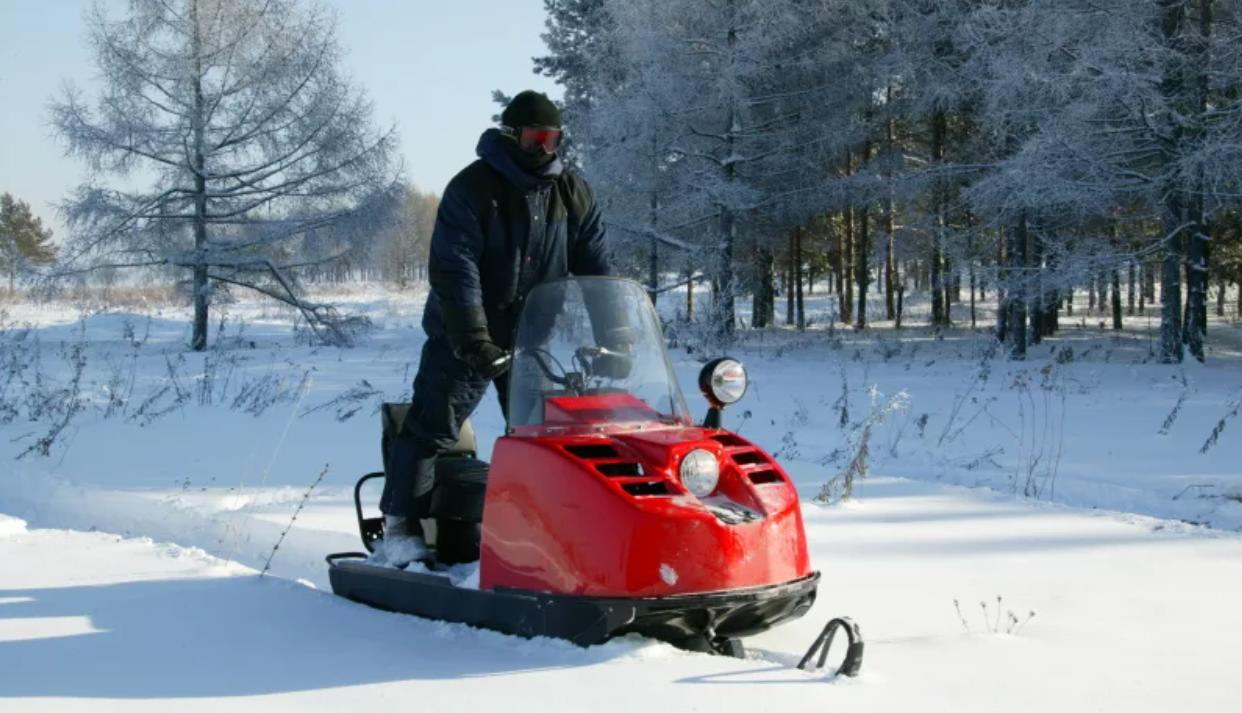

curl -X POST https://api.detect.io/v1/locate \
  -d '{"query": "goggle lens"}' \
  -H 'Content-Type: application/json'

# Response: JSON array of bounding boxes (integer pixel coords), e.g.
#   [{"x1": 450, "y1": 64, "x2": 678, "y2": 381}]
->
[{"x1": 518, "y1": 127, "x2": 562, "y2": 153}]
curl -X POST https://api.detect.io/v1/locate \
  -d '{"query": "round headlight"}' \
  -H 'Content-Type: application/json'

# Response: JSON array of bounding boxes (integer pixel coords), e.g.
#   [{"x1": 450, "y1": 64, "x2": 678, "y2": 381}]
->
[
  {"x1": 679, "y1": 448, "x2": 719, "y2": 498},
  {"x1": 699, "y1": 358, "x2": 748, "y2": 407}
]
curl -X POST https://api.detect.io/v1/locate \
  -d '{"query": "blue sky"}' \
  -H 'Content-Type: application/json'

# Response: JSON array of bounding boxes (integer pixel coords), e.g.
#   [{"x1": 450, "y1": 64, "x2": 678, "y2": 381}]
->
[{"x1": 0, "y1": 0, "x2": 561, "y2": 238}]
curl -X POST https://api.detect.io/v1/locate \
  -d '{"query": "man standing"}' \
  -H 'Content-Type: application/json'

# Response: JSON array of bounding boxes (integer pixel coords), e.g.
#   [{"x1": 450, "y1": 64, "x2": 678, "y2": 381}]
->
[{"x1": 375, "y1": 90, "x2": 612, "y2": 565}]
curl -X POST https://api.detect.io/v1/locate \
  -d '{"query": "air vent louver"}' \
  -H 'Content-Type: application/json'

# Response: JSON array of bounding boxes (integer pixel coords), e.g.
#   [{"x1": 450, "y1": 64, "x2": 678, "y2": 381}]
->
[
  {"x1": 564, "y1": 443, "x2": 620, "y2": 459},
  {"x1": 564, "y1": 441, "x2": 668, "y2": 495},
  {"x1": 597, "y1": 462, "x2": 643, "y2": 477},
  {"x1": 622, "y1": 481, "x2": 671, "y2": 496},
  {"x1": 747, "y1": 469, "x2": 781, "y2": 485}
]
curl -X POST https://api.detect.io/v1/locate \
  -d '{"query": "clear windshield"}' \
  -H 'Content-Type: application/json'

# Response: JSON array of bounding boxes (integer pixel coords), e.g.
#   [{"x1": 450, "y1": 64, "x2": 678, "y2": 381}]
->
[{"x1": 508, "y1": 277, "x2": 692, "y2": 428}]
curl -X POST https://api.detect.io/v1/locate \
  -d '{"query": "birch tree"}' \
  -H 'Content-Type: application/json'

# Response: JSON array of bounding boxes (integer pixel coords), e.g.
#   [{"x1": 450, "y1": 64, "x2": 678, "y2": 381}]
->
[{"x1": 51, "y1": 0, "x2": 400, "y2": 350}]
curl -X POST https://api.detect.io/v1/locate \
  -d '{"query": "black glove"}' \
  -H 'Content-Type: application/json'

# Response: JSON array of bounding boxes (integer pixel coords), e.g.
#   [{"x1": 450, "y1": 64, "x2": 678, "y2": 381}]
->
[
  {"x1": 441, "y1": 301, "x2": 509, "y2": 378},
  {"x1": 592, "y1": 350, "x2": 632, "y2": 380},
  {"x1": 592, "y1": 325, "x2": 635, "y2": 380},
  {"x1": 461, "y1": 340, "x2": 512, "y2": 379}
]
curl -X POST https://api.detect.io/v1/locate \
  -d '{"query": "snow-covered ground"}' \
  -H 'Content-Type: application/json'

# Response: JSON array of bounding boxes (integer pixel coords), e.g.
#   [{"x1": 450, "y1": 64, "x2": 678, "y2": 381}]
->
[
  {"x1": 2, "y1": 285, "x2": 1241, "y2": 711},
  {"x1": 4, "y1": 480, "x2": 1241, "y2": 712}
]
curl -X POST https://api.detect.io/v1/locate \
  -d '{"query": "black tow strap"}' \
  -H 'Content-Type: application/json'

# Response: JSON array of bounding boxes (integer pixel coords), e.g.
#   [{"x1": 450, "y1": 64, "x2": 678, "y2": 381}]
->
[{"x1": 797, "y1": 616, "x2": 864, "y2": 678}]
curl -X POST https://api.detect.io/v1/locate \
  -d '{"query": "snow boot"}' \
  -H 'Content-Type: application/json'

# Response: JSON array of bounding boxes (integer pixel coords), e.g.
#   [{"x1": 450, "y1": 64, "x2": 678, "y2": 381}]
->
[{"x1": 367, "y1": 515, "x2": 429, "y2": 568}]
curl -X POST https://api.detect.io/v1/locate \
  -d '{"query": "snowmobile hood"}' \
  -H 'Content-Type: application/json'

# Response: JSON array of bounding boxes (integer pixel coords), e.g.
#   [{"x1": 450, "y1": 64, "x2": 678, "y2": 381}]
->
[{"x1": 476, "y1": 128, "x2": 563, "y2": 192}]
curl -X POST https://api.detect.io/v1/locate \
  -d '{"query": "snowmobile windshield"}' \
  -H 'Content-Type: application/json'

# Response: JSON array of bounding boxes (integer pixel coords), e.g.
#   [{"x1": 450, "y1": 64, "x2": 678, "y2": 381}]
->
[{"x1": 507, "y1": 277, "x2": 692, "y2": 430}]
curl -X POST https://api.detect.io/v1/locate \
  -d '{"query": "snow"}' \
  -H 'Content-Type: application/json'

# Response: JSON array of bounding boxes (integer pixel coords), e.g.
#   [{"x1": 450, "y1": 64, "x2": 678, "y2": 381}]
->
[
  {"x1": 0, "y1": 514, "x2": 26, "y2": 538},
  {"x1": 659, "y1": 563, "x2": 679, "y2": 586},
  {"x1": 3, "y1": 478, "x2": 1240, "y2": 712},
  {"x1": 2, "y1": 286, "x2": 1241, "y2": 710}
]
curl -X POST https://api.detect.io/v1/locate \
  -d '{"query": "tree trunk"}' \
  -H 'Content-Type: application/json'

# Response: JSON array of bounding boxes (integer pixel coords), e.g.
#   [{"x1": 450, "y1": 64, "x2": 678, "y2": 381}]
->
[
  {"x1": 884, "y1": 86, "x2": 897, "y2": 321},
  {"x1": 190, "y1": 1, "x2": 209, "y2": 352},
  {"x1": 896, "y1": 281, "x2": 905, "y2": 329},
  {"x1": 752, "y1": 245, "x2": 774, "y2": 328},
  {"x1": 1139, "y1": 264, "x2": 1146, "y2": 315},
  {"x1": 1007, "y1": 213, "x2": 1029, "y2": 360},
  {"x1": 856, "y1": 158, "x2": 870, "y2": 329},
  {"x1": 716, "y1": 212, "x2": 736, "y2": 337},
  {"x1": 1217, "y1": 275, "x2": 1227, "y2": 317},
  {"x1": 686, "y1": 266, "x2": 694, "y2": 321},
  {"x1": 884, "y1": 210, "x2": 896, "y2": 321},
  {"x1": 1182, "y1": 0, "x2": 1213, "y2": 361},
  {"x1": 786, "y1": 233, "x2": 795, "y2": 326},
  {"x1": 647, "y1": 194, "x2": 659, "y2": 308},
  {"x1": 843, "y1": 210, "x2": 854, "y2": 325},
  {"x1": 969, "y1": 263, "x2": 977, "y2": 329},
  {"x1": 1030, "y1": 233, "x2": 1045, "y2": 343},
  {"x1": 930, "y1": 111, "x2": 949, "y2": 328},
  {"x1": 1043, "y1": 237, "x2": 1060, "y2": 337},
  {"x1": 855, "y1": 209, "x2": 868, "y2": 330},
  {"x1": 1142, "y1": 260, "x2": 1154, "y2": 314},
  {"x1": 716, "y1": 15, "x2": 738, "y2": 340},
  {"x1": 835, "y1": 219, "x2": 849, "y2": 323},
  {"x1": 795, "y1": 227, "x2": 806, "y2": 331},
  {"x1": 1185, "y1": 220, "x2": 1209, "y2": 361},
  {"x1": 1112, "y1": 267, "x2": 1123, "y2": 329},
  {"x1": 996, "y1": 227, "x2": 1008, "y2": 341},
  {"x1": 1160, "y1": 209, "x2": 1185, "y2": 362},
  {"x1": 1157, "y1": 0, "x2": 1189, "y2": 361},
  {"x1": 1127, "y1": 259, "x2": 1137, "y2": 315}
]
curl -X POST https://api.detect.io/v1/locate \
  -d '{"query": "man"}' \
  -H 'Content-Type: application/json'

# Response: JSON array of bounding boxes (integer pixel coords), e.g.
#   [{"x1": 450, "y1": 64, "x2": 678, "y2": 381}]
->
[{"x1": 374, "y1": 90, "x2": 612, "y2": 565}]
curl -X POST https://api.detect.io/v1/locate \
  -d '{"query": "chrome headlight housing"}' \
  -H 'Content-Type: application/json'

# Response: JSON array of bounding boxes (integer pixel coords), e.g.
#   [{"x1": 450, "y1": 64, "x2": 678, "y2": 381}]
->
[
  {"x1": 679, "y1": 448, "x2": 720, "y2": 497},
  {"x1": 699, "y1": 358, "x2": 748, "y2": 407}
]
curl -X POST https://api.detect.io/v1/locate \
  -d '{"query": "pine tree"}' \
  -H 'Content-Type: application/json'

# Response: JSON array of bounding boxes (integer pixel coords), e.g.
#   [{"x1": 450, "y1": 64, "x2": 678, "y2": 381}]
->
[{"x1": 0, "y1": 193, "x2": 57, "y2": 293}]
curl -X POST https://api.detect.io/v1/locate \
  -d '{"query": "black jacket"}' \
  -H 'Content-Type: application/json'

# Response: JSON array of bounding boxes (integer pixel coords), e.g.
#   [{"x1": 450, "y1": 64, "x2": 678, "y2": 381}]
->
[{"x1": 422, "y1": 129, "x2": 611, "y2": 349}]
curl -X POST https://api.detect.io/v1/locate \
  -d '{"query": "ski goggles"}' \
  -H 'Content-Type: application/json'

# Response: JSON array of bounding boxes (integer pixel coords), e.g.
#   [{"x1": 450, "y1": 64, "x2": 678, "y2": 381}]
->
[{"x1": 514, "y1": 126, "x2": 563, "y2": 154}]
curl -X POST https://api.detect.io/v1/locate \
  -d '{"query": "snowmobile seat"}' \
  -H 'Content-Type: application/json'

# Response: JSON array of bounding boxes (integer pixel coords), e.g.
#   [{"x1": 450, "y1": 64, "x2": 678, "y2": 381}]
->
[
  {"x1": 381, "y1": 402, "x2": 477, "y2": 458},
  {"x1": 378, "y1": 402, "x2": 489, "y2": 564}
]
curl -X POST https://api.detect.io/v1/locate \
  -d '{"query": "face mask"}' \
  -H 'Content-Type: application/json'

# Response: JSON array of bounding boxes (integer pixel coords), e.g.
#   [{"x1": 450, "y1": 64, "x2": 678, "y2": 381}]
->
[{"x1": 507, "y1": 140, "x2": 557, "y2": 171}]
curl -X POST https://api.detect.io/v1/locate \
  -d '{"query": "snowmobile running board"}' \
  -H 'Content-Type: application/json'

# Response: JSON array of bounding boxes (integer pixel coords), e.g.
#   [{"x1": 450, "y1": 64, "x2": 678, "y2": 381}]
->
[{"x1": 325, "y1": 553, "x2": 842, "y2": 662}]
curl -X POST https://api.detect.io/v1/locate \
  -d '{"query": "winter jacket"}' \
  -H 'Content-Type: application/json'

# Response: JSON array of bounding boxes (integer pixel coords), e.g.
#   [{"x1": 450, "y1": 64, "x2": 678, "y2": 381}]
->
[{"x1": 422, "y1": 128, "x2": 612, "y2": 349}]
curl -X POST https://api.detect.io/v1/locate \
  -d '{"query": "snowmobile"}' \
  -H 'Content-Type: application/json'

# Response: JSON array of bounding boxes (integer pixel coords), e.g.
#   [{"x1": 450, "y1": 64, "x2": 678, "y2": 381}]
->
[{"x1": 327, "y1": 277, "x2": 862, "y2": 673}]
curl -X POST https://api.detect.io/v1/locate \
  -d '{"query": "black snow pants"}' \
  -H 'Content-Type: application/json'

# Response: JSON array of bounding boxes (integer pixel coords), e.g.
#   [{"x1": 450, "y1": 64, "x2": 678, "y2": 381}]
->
[{"x1": 379, "y1": 337, "x2": 507, "y2": 519}]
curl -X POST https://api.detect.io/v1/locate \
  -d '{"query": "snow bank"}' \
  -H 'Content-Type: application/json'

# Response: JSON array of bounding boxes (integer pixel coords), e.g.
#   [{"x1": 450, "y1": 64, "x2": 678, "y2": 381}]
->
[{"x1": 0, "y1": 514, "x2": 27, "y2": 537}]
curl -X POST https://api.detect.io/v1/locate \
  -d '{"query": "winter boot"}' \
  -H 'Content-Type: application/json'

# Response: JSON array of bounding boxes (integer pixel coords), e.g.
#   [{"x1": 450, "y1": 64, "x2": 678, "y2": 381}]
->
[{"x1": 368, "y1": 515, "x2": 429, "y2": 568}]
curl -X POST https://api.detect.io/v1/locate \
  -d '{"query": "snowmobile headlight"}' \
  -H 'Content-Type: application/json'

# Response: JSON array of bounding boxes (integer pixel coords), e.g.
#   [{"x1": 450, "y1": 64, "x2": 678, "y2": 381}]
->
[
  {"x1": 699, "y1": 358, "x2": 748, "y2": 407},
  {"x1": 680, "y1": 449, "x2": 719, "y2": 497}
]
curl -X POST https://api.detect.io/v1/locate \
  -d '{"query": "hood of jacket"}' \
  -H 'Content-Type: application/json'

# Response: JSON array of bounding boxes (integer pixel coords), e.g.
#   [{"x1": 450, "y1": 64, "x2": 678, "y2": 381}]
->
[{"x1": 475, "y1": 128, "x2": 563, "y2": 193}]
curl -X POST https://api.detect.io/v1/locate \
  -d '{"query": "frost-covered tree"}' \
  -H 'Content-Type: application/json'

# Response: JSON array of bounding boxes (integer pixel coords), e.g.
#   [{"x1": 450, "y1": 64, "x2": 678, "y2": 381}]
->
[
  {"x1": 537, "y1": 0, "x2": 1242, "y2": 357},
  {"x1": 573, "y1": 0, "x2": 861, "y2": 336},
  {"x1": 376, "y1": 187, "x2": 438, "y2": 287},
  {"x1": 964, "y1": 0, "x2": 1242, "y2": 362},
  {"x1": 51, "y1": 0, "x2": 400, "y2": 349}
]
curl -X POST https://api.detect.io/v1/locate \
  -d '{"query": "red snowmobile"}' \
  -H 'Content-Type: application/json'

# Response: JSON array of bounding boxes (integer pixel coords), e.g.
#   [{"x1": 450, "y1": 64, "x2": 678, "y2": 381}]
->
[{"x1": 328, "y1": 277, "x2": 861, "y2": 671}]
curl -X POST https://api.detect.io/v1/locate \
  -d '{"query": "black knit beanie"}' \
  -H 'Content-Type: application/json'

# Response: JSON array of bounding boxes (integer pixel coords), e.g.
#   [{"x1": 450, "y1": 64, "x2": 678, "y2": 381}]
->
[{"x1": 501, "y1": 90, "x2": 562, "y2": 129}]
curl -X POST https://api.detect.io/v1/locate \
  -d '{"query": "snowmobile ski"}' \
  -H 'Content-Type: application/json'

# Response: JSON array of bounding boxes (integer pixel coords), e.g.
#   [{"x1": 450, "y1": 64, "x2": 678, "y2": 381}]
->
[{"x1": 327, "y1": 552, "x2": 820, "y2": 654}]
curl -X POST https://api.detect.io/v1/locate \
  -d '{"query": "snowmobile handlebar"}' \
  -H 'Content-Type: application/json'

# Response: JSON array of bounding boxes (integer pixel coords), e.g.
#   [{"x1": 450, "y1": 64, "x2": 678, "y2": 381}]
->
[{"x1": 523, "y1": 344, "x2": 634, "y2": 396}]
